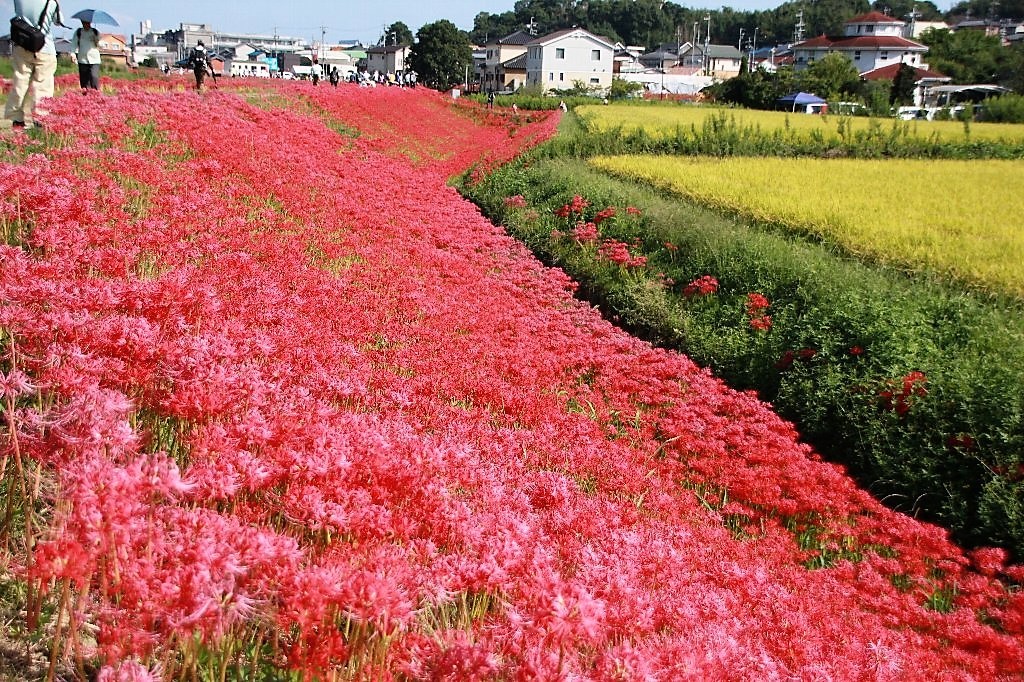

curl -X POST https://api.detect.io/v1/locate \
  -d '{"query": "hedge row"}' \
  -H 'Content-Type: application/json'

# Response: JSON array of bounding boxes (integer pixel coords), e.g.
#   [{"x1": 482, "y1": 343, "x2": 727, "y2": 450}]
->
[{"x1": 460, "y1": 155, "x2": 1024, "y2": 559}]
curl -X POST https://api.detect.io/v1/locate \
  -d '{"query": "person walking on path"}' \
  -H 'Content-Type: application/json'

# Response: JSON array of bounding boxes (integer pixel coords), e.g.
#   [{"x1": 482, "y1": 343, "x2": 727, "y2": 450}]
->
[
  {"x1": 71, "y1": 19, "x2": 102, "y2": 90},
  {"x1": 5, "y1": 0, "x2": 66, "y2": 130},
  {"x1": 329, "y1": 67, "x2": 340, "y2": 87},
  {"x1": 189, "y1": 41, "x2": 213, "y2": 91}
]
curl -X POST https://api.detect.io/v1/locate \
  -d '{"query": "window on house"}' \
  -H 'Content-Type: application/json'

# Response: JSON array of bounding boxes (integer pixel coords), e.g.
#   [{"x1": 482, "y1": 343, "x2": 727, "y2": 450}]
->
[
  {"x1": 556, "y1": 48, "x2": 565, "y2": 59},
  {"x1": 592, "y1": 50, "x2": 601, "y2": 60},
  {"x1": 881, "y1": 51, "x2": 889, "y2": 59},
  {"x1": 559, "y1": 73, "x2": 564, "y2": 81},
  {"x1": 549, "y1": 72, "x2": 554, "y2": 81},
  {"x1": 867, "y1": 25, "x2": 874, "y2": 33},
  {"x1": 854, "y1": 51, "x2": 861, "y2": 60},
  {"x1": 590, "y1": 77, "x2": 599, "y2": 83}
]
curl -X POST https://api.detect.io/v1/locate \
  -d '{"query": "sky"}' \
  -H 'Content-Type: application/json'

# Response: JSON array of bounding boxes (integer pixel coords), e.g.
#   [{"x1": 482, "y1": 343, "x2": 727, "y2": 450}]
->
[{"x1": 4, "y1": 0, "x2": 954, "y2": 45}]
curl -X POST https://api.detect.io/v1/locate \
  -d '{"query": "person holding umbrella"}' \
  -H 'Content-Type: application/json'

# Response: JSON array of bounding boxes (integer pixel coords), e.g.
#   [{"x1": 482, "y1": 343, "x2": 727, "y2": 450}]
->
[
  {"x1": 69, "y1": 9, "x2": 117, "y2": 91},
  {"x1": 4, "y1": 0, "x2": 67, "y2": 130},
  {"x1": 71, "y1": 20, "x2": 101, "y2": 89}
]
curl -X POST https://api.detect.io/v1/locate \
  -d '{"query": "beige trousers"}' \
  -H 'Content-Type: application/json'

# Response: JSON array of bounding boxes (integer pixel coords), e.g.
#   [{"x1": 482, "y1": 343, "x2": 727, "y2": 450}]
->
[{"x1": 4, "y1": 46, "x2": 58, "y2": 124}]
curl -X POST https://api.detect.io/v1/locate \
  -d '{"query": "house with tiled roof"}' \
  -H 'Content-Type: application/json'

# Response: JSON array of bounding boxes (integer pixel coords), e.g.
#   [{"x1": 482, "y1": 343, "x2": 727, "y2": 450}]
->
[
  {"x1": 482, "y1": 30, "x2": 533, "y2": 92},
  {"x1": 524, "y1": 28, "x2": 615, "y2": 93},
  {"x1": 680, "y1": 44, "x2": 744, "y2": 78},
  {"x1": 99, "y1": 33, "x2": 132, "y2": 65},
  {"x1": 861, "y1": 62, "x2": 951, "y2": 105},
  {"x1": 792, "y1": 11, "x2": 930, "y2": 74}
]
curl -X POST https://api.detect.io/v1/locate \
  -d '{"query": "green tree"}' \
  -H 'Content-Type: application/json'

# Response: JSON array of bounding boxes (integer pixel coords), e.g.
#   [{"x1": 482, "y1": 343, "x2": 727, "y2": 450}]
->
[
  {"x1": 890, "y1": 62, "x2": 918, "y2": 104},
  {"x1": 872, "y1": 0, "x2": 943, "y2": 20},
  {"x1": 384, "y1": 22, "x2": 414, "y2": 46},
  {"x1": 997, "y1": 43, "x2": 1024, "y2": 93},
  {"x1": 411, "y1": 20, "x2": 473, "y2": 91},
  {"x1": 799, "y1": 52, "x2": 862, "y2": 99},
  {"x1": 920, "y1": 28, "x2": 1003, "y2": 83},
  {"x1": 705, "y1": 65, "x2": 798, "y2": 109},
  {"x1": 609, "y1": 77, "x2": 644, "y2": 100},
  {"x1": 470, "y1": 11, "x2": 521, "y2": 44}
]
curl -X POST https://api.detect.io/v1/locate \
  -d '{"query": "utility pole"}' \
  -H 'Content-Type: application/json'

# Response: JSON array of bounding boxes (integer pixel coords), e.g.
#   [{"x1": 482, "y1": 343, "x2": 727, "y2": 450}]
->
[
  {"x1": 750, "y1": 27, "x2": 758, "y2": 71},
  {"x1": 794, "y1": 10, "x2": 805, "y2": 43},
  {"x1": 704, "y1": 14, "x2": 711, "y2": 75}
]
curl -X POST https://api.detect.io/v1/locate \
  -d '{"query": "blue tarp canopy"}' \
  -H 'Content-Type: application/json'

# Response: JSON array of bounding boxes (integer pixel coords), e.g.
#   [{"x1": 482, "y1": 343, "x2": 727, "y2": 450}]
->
[{"x1": 777, "y1": 91, "x2": 827, "y2": 111}]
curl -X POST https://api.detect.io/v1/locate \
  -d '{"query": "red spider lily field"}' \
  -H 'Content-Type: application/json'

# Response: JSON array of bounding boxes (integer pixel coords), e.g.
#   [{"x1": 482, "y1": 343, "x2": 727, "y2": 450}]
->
[{"x1": 1, "y1": 78, "x2": 1023, "y2": 680}]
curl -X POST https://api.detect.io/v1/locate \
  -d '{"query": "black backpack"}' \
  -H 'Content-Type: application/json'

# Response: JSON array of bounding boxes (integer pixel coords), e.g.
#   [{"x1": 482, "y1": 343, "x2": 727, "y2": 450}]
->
[{"x1": 190, "y1": 49, "x2": 208, "y2": 71}]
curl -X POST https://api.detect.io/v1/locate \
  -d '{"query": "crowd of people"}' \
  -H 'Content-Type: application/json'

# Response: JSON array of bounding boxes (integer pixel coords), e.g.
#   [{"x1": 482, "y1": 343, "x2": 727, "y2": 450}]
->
[{"x1": 3, "y1": 0, "x2": 420, "y2": 132}]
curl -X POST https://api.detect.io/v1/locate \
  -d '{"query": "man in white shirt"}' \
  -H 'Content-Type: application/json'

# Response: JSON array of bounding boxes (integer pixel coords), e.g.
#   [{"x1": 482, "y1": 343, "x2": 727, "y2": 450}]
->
[
  {"x1": 71, "y1": 19, "x2": 102, "y2": 90},
  {"x1": 4, "y1": 0, "x2": 65, "y2": 129}
]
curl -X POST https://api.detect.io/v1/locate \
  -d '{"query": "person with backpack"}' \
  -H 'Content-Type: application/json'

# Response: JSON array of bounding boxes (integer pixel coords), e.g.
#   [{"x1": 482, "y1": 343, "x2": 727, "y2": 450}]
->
[
  {"x1": 189, "y1": 41, "x2": 213, "y2": 91},
  {"x1": 71, "y1": 18, "x2": 101, "y2": 90},
  {"x1": 329, "y1": 67, "x2": 340, "y2": 87},
  {"x1": 5, "y1": 0, "x2": 66, "y2": 130}
]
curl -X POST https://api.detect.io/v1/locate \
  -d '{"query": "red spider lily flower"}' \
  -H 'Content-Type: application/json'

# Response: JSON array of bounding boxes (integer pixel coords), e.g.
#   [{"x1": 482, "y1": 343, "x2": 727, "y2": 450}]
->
[
  {"x1": 593, "y1": 207, "x2": 617, "y2": 225},
  {"x1": 946, "y1": 433, "x2": 976, "y2": 451},
  {"x1": 969, "y1": 547, "x2": 1008, "y2": 577},
  {"x1": 573, "y1": 222, "x2": 600, "y2": 243},
  {"x1": 775, "y1": 350, "x2": 796, "y2": 371},
  {"x1": 745, "y1": 292, "x2": 770, "y2": 316},
  {"x1": 504, "y1": 194, "x2": 528, "y2": 208},
  {"x1": 683, "y1": 275, "x2": 719, "y2": 298}
]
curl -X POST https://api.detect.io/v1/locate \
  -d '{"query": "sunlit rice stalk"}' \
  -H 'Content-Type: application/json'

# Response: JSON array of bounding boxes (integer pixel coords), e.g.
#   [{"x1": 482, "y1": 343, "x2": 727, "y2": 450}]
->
[
  {"x1": 591, "y1": 154, "x2": 1024, "y2": 297},
  {"x1": 579, "y1": 103, "x2": 1024, "y2": 143}
]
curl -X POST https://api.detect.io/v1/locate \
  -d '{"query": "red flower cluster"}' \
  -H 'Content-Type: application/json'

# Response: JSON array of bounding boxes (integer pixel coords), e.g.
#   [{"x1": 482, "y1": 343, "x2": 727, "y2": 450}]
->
[
  {"x1": 593, "y1": 206, "x2": 617, "y2": 225},
  {"x1": 554, "y1": 194, "x2": 590, "y2": 219},
  {"x1": 746, "y1": 292, "x2": 772, "y2": 331},
  {"x1": 572, "y1": 221, "x2": 600, "y2": 243},
  {"x1": 879, "y1": 371, "x2": 929, "y2": 416},
  {"x1": 0, "y1": 79, "x2": 1020, "y2": 679},
  {"x1": 597, "y1": 239, "x2": 648, "y2": 268},
  {"x1": 775, "y1": 348, "x2": 817, "y2": 371},
  {"x1": 504, "y1": 194, "x2": 528, "y2": 208},
  {"x1": 683, "y1": 275, "x2": 719, "y2": 298}
]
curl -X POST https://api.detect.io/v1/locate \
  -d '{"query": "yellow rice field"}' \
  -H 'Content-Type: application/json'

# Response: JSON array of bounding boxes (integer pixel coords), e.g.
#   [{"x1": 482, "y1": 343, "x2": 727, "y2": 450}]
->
[
  {"x1": 590, "y1": 154, "x2": 1024, "y2": 296},
  {"x1": 578, "y1": 104, "x2": 1024, "y2": 143}
]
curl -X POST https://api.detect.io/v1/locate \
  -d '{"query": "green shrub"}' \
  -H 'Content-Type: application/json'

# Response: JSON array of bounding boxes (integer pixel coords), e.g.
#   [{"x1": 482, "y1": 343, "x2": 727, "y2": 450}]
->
[{"x1": 979, "y1": 93, "x2": 1024, "y2": 123}]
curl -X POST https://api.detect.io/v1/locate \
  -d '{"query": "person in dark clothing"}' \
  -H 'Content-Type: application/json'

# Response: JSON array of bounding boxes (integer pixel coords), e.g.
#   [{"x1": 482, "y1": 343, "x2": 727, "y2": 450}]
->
[{"x1": 189, "y1": 41, "x2": 213, "y2": 91}]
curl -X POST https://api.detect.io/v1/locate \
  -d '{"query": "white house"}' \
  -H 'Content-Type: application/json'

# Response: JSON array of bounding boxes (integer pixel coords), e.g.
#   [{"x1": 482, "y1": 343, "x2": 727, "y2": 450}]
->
[
  {"x1": 365, "y1": 43, "x2": 410, "y2": 78},
  {"x1": 525, "y1": 28, "x2": 615, "y2": 93},
  {"x1": 792, "y1": 11, "x2": 930, "y2": 74}
]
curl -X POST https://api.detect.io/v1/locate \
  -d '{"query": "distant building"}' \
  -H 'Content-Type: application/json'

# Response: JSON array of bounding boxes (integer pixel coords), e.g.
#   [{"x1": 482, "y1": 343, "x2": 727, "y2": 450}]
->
[
  {"x1": 365, "y1": 43, "x2": 409, "y2": 78},
  {"x1": 681, "y1": 43, "x2": 744, "y2": 78},
  {"x1": 791, "y1": 11, "x2": 930, "y2": 74},
  {"x1": 482, "y1": 30, "x2": 533, "y2": 92},
  {"x1": 524, "y1": 28, "x2": 615, "y2": 93}
]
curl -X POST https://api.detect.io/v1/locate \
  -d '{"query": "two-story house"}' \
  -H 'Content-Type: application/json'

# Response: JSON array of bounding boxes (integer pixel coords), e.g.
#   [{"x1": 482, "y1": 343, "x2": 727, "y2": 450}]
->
[
  {"x1": 524, "y1": 28, "x2": 615, "y2": 93},
  {"x1": 482, "y1": 30, "x2": 533, "y2": 93},
  {"x1": 365, "y1": 43, "x2": 409, "y2": 78},
  {"x1": 680, "y1": 44, "x2": 744, "y2": 78},
  {"x1": 792, "y1": 12, "x2": 930, "y2": 74}
]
